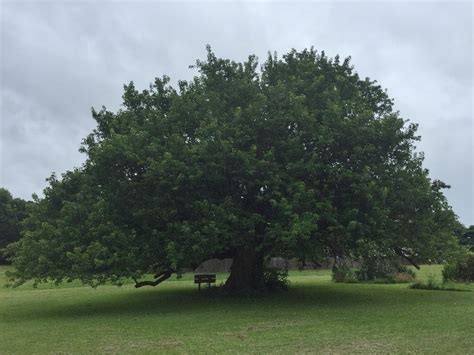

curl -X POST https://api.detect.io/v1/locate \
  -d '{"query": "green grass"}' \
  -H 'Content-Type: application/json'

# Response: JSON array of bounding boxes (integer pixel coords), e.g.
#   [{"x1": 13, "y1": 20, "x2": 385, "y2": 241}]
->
[{"x1": 1, "y1": 265, "x2": 473, "y2": 354}]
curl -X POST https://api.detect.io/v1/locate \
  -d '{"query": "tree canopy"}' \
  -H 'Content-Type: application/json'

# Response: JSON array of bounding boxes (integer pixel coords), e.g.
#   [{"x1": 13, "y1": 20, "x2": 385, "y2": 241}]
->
[{"x1": 6, "y1": 47, "x2": 461, "y2": 291}]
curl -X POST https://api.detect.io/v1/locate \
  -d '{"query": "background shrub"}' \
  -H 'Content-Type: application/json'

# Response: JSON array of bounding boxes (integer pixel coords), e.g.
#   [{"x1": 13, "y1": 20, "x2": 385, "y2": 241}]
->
[
  {"x1": 332, "y1": 258, "x2": 416, "y2": 284},
  {"x1": 393, "y1": 269, "x2": 416, "y2": 283},
  {"x1": 263, "y1": 267, "x2": 289, "y2": 291},
  {"x1": 356, "y1": 257, "x2": 400, "y2": 281},
  {"x1": 442, "y1": 253, "x2": 474, "y2": 283},
  {"x1": 332, "y1": 265, "x2": 358, "y2": 283}
]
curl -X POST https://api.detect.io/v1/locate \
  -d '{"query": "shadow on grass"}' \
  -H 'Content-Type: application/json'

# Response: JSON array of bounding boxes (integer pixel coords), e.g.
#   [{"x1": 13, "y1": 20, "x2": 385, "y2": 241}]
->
[
  {"x1": 4, "y1": 279, "x2": 473, "y2": 324},
  {"x1": 0, "y1": 282, "x2": 431, "y2": 321}
]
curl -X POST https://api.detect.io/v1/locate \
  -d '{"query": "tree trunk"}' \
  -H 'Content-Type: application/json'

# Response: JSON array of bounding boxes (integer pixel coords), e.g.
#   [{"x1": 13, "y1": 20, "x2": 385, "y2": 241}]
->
[{"x1": 224, "y1": 246, "x2": 265, "y2": 292}]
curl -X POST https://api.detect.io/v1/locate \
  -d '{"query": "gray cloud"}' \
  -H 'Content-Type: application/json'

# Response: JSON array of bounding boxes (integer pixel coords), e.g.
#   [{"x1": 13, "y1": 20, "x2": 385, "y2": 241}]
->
[{"x1": 1, "y1": 1, "x2": 472, "y2": 225}]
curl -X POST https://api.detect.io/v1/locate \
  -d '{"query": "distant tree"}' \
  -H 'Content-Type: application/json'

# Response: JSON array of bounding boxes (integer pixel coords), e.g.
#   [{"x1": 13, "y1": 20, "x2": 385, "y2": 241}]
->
[
  {"x1": 459, "y1": 225, "x2": 474, "y2": 250},
  {"x1": 6, "y1": 47, "x2": 462, "y2": 291},
  {"x1": 0, "y1": 188, "x2": 30, "y2": 263}
]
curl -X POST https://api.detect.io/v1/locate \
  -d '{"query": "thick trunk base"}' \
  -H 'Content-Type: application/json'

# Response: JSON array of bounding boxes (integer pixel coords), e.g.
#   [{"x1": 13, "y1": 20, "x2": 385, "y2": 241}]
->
[{"x1": 224, "y1": 247, "x2": 265, "y2": 292}]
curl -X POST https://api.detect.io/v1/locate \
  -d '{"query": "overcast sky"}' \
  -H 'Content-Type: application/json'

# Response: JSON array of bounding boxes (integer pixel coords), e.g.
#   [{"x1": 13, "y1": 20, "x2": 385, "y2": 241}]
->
[{"x1": 1, "y1": 1, "x2": 472, "y2": 225}]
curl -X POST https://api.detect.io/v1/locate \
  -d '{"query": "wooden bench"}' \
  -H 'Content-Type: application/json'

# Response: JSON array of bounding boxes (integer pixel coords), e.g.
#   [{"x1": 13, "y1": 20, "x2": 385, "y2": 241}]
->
[{"x1": 194, "y1": 274, "x2": 216, "y2": 290}]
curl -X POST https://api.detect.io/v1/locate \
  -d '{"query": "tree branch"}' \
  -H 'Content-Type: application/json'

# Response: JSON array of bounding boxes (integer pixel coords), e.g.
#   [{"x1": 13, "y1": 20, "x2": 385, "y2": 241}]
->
[
  {"x1": 134, "y1": 271, "x2": 172, "y2": 288},
  {"x1": 395, "y1": 248, "x2": 420, "y2": 270}
]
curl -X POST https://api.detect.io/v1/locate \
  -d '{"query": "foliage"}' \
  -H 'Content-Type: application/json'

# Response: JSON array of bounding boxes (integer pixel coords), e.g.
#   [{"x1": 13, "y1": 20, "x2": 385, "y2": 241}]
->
[
  {"x1": 354, "y1": 241, "x2": 401, "y2": 281},
  {"x1": 332, "y1": 265, "x2": 358, "y2": 283},
  {"x1": 392, "y1": 270, "x2": 416, "y2": 283},
  {"x1": 6, "y1": 47, "x2": 462, "y2": 291},
  {"x1": 0, "y1": 188, "x2": 30, "y2": 263},
  {"x1": 442, "y1": 252, "x2": 474, "y2": 283},
  {"x1": 263, "y1": 267, "x2": 290, "y2": 291},
  {"x1": 458, "y1": 225, "x2": 474, "y2": 251},
  {"x1": 332, "y1": 260, "x2": 416, "y2": 284},
  {"x1": 332, "y1": 239, "x2": 416, "y2": 283}
]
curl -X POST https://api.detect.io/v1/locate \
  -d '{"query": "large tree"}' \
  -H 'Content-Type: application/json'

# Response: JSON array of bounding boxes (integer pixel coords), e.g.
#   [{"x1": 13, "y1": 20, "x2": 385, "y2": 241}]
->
[{"x1": 6, "y1": 47, "x2": 460, "y2": 290}]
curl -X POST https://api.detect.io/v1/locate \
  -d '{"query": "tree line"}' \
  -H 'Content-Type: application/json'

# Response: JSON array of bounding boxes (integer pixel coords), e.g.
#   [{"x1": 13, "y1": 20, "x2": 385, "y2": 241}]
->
[{"x1": 0, "y1": 188, "x2": 30, "y2": 263}]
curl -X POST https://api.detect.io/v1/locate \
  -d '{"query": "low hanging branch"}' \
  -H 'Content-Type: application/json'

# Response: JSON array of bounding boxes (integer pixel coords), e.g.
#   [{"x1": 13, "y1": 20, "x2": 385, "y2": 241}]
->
[
  {"x1": 395, "y1": 247, "x2": 420, "y2": 270},
  {"x1": 134, "y1": 270, "x2": 172, "y2": 288}
]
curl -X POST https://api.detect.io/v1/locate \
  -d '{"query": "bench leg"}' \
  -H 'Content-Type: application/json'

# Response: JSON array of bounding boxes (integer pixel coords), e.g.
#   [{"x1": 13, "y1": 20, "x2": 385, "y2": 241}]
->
[{"x1": 198, "y1": 283, "x2": 201, "y2": 291}]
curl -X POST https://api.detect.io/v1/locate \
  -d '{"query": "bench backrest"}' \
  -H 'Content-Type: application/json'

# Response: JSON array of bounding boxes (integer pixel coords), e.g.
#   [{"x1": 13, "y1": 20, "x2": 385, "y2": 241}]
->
[{"x1": 194, "y1": 274, "x2": 216, "y2": 283}]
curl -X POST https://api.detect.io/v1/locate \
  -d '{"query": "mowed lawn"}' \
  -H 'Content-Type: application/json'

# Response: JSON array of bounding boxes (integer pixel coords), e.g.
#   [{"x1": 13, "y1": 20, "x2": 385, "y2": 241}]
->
[{"x1": 1, "y1": 266, "x2": 473, "y2": 354}]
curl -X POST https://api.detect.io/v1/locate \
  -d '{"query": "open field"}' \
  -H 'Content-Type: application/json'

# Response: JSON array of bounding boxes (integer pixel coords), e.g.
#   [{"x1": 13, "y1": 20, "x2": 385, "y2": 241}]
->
[{"x1": 1, "y1": 265, "x2": 473, "y2": 354}]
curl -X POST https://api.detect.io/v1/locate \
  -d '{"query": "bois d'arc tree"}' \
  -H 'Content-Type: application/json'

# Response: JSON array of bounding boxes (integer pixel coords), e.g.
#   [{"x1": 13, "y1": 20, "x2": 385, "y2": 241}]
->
[{"x1": 6, "y1": 47, "x2": 460, "y2": 291}]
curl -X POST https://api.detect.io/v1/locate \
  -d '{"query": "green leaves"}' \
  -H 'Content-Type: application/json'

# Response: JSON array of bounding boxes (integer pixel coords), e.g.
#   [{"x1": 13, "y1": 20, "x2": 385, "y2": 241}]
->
[{"x1": 0, "y1": 189, "x2": 30, "y2": 263}]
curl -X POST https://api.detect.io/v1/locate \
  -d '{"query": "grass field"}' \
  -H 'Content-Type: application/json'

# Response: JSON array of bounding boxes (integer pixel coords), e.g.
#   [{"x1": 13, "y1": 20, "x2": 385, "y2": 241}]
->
[{"x1": 1, "y1": 265, "x2": 473, "y2": 354}]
